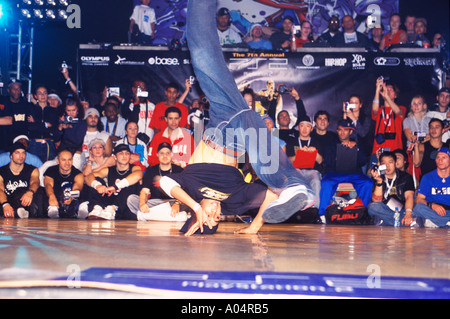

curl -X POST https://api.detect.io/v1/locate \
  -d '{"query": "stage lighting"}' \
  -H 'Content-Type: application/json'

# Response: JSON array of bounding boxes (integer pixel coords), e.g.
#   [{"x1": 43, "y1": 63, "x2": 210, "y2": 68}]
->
[
  {"x1": 34, "y1": 0, "x2": 44, "y2": 5},
  {"x1": 45, "y1": 9, "x2": 55, "y2": 19},
  {"x1": 33, "y1": 8, "x2": 43, "y2": 19},
  {"x1": 59, "y1": 0, "x2": 69, "y2": 6},
  {"x1": 47, "y1": 0, "x2": 57, "y2": 5},
  {"x1": 58, "y1": 9, "x2": 67, "y2": 19},
  {"x1": 23, "y1": 0, "x2": 32, "y2": 5},
  {"x1": 0, "y1": 4, "x2": 3, "y2": 20},
  {"x1": 21, "y1": 8, "x2": 31, "y2": 18}
]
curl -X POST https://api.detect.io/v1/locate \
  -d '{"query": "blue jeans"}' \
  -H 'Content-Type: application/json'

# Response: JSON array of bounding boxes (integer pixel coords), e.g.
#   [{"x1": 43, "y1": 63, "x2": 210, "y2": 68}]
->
[
  {"x1": 28, "y1": 139, "x2": 57, "y2": 163},
  {"x1": 186, "y1": 0, "x2": 313, "y2": 195},
  {"x1": 368, "y1": 202, "x2": 405, "y2": 226},
  {"x1": 413, "y1": 203, "x2": 450, "y2": 228},
  {"x1": 319, "y1": 172, "x2": 373, "y2": 216}
]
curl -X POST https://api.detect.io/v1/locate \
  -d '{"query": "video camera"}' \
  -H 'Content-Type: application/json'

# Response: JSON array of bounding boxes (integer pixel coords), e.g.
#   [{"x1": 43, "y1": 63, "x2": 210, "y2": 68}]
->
[
  {"x1": 63, "y1": 190, "x2": 80, "y2": 201},
  {"x1": 59, "y1": 116, "x2": 79, "y2": 124},
  {"x1": 277, "y1": 85, "x2": 291, "y2": 94},
  {"x1": 373, "y1": 164, "x2": 387, "y2": 176}
]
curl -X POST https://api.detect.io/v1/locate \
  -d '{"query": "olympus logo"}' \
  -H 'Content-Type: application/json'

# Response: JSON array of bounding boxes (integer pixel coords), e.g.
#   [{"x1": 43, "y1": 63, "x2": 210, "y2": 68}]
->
[
  {"x1": 81, "y1": 56, "x2": 110, "y2": 62},
  {"x1": 148, "y1": 56, "x2": 180, "y2": 66}
]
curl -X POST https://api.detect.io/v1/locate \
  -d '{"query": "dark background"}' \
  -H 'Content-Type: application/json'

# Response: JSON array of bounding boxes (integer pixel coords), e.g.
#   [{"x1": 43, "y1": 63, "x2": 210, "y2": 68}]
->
[{"x1": 4, "y1": 0, "x2": 450, "y2": 94}]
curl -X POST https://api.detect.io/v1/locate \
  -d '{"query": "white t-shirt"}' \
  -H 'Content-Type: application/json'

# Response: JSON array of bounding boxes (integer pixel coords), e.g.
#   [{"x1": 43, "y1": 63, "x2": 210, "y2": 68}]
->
[
  {"x1": 217, "y1": 28, "x2": 242, "y2": 46},
  {"x1": 427, "y1": 109, "x2": 450, "y2": 142},
  {"x1": 130, "y1": 5, "x2": 156, "y2": 36},
  {"x1": 344, "y1": 32, "x2": 358, "y2": 44}
]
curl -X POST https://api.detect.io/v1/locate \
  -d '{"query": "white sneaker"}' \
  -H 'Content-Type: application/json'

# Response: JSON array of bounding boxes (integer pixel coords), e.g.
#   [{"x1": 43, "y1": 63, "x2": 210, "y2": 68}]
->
[
  {"x1": 88, "y1": 205, "x2": 104, "y2": 220},
  {"x1": 424, "y1": 219, "x2": 439, "y2": 228},
  {"x1": 17, "y1": 207, "x2": 29, "y2": 219},
  {"x1": 77, "y1": 202, "x2": 89, "y2": 219},
  {"x1": 47, "y1": 206, "x2": 59, "y2": 219}
]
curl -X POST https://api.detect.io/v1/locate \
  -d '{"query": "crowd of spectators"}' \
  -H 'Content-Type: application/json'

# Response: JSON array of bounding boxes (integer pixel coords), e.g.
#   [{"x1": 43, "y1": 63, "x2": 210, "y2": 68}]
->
[{"x1": 0, "y1": 6, "x2": 448, "y2": 230}]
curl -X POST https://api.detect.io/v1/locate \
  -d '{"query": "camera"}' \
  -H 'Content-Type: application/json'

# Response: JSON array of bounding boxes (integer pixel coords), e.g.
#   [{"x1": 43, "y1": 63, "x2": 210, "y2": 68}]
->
[
  {"x1": 414, "y1": 131, "x2": 427, "y2": 142},
  {"x1": 59, "y1": 61, "x2": 72, "y2": 71},
  {"x1": 378, "y1": 75, "x2": 390, "y2": 82},
  {"x1": 277, "y1": 85, "x2": 291, "y2": 94},
  {"x1": 373, "y1": 164, "x2": 387, "y2": 176},
  {"x1": 189, "y1": 76, "x2": 195, "y2": 85},
  {"x1": 292, "y1": 25, "x2": 301, "y2": 36},
  {"x1": 366, "y1": 15, "x2": 378, "y2": 29},
  {"x1": 345, "y1": 102, "x2": 357, "y2": 111},
  {"x1": 443, "y1": 119, "x2": 450, "y2": 128},
  {"x1": 107, "y1": 87, "x2": 120, "y2": 98},
  {"x1": 63, "y1": 190, "x2": 80, "y2": 201},
  {"x1": 137, "y1": 86, "x2": 148, "y2": 98},
  {"x1": 59, "y1": 116, "x2": 79, "y2": 124}
]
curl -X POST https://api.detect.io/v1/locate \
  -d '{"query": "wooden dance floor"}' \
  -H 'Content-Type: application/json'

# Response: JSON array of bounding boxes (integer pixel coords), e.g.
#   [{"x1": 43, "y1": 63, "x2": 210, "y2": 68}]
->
[{"x1": 0, "y1": 218, "x2": 449, "y2": 299}]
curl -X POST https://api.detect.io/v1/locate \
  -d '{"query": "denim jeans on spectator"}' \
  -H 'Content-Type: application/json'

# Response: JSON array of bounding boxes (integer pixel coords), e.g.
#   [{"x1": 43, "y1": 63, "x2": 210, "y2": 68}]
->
[
  {"x1": 413, "y1": 203, "x2": 450, "y2": 228},
  {"x1": 28, "y1": 139, "x2": 57, "y2": 164},
  {"x1": 368, "y1": 202, "x2": 406, "y2": 226},
  {"x1": 186, "y1": 0, "x2": 313, "y2": 197}
]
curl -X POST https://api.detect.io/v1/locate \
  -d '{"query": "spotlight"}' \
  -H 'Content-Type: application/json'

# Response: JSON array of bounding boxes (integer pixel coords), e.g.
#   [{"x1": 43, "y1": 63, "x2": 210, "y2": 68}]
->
[
  {"x1": 47, "y1": 0, "x2": 57, "y2": 5},
  {"x1": 58, "y1": 9, "x2": 67, "y2": 19},
  {"x1": 45, "y1": 9, "x2": 55, "y2": 19},
  {"x1": 33, "y1": 8, "x2": 43, "y2": 19},
  {"x1": 59, "y1": 0, "x2": 69, "y2": 6},
  {"x1": 21, "y1": 8, "x2": 31, "y2": 18},
  {"x1": 22, "y1": 0, "x2": 32, "y2": 5},
  {"x1": 34, "y1": 0, "x2": 44, "y2": 5}
]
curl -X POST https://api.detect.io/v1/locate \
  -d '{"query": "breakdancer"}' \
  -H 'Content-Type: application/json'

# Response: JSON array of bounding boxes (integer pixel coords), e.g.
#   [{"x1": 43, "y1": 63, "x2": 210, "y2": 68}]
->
[{"x1": 160, "y1": 0, "x2": 315, "y2": 236}]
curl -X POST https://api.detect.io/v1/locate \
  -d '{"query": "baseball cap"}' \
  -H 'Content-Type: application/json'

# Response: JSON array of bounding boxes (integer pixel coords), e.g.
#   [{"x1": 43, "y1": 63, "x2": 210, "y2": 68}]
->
[
  {"x1": 298, "y1": 115, "x2": 313, "y2": 126},
  {"x1": 337, "y1": 119, "x2": 356, "y2": 130},
  {"x1": 89, "y1": 138, "x2": 106, "y2": 149},
  {"x1": 157, "y1": 142, "x2": 172, "y2": 152},
  {"x1": 84, "y1": 108, "x2": 100, "y2": 119},
  {"x1": 179, "y1": 216, "x2": 219, "y2": 235},
  {"x1": 217, "y1": 7, "x2": 230, "y2": 17},
  {"x1": 437, "y1": 147, "x2": 450, "y2": 157},
  {"x1": 438, "y1": 87, "x2": 450, "y2": 94},
  {"x1": 113, "y1": 143, "x2": 131, "y2": 155}
]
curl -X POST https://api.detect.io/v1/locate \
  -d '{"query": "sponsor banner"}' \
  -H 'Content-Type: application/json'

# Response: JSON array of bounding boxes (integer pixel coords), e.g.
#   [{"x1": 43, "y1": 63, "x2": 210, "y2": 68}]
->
[{"x1": 78, "y1": 48, "x2": 444, "y2": 131}]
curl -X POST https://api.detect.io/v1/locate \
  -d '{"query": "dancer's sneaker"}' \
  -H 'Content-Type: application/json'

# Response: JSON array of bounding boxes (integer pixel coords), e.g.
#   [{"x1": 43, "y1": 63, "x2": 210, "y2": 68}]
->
[
  {"x1": 262, "y1": 185, "x2": 316, "y2": 224},
  {"x1": 17, "y1": 207, "x2": 29, "y2": 219},
  {"x1": 47, "y1": 206, "x2": 59, "y2": 219},
  {"x1": 87, "y1": 205, "x2": 114, "y2": 220}
]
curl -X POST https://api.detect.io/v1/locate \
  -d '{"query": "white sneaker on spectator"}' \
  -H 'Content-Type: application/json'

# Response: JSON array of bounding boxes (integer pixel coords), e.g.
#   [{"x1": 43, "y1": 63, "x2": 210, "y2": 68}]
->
[
  {"x1": 88, "y1": 205, "x2": 104, "y2": 220},
  {"x1": 77, "y1": 202, "x2": 89, "y2": 219},
  {"x1": 424, "y1": 219, "x2": 439, "y2": 228},
  {"x1": 17, "y1": 208, "x2": 29, "y2": 219},
  {"x1": 47, "y1": 206, "x2": 59, "y2": 219}
]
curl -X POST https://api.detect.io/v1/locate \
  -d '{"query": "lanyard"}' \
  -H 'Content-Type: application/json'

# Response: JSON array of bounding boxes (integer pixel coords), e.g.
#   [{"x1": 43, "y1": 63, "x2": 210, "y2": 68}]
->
[
  {"x1": 381, "y1": 108, "x2": 392, "y2": 130},
  {"x1": 298, "y1": 137, "x2": 311, "y2": 148},
  {"x1": 384, "y1": 174, "x2": 397, "y2": 200},
  {"x1": 413, "y1": 116, "x2": 426, "y2": 133}
]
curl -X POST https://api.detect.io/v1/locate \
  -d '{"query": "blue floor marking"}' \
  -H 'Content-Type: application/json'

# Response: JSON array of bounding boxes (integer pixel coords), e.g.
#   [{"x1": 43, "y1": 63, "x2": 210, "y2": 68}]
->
[{"x1": 53, "y1": 267, "x2": 450, "y2": 298}]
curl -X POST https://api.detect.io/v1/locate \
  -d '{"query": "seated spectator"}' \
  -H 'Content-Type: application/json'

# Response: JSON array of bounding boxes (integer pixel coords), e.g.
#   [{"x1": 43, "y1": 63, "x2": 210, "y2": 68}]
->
[
  {"x1": 27, "y1": 85, "x2": 61, "y2": 163},
  {"x1": 334, "y1": 15, "x2": 369, "y2": 48},
  {"x1": 371, "y1": 78, "x2": 406, "y2": 162},
  {"x1": 82, "y1": 138, "x2": 115, "y2": 178},
  {"x1": 432, "y1": 32, "x2": 445, "y2": 49},
  {"x1": 149, "y1": 82, "x2": 189, "y2": 134},
  {"x1": 85, "y1": 144, "x2": 143, "y2": 220},
  {"x1": 0, "y1": 135, "x2": 43, "y2": 168},
  {"x1": 129, "y1": 0, "x2": 156, "y2": 45},
  {"x1": 368, "y1": 151, "x2": 415, "y2": 226},
  {"x1": 44, "y1": 149, "x2": 86, "y2": 219},
  {"x1": 286, "y1": 115, "x2": 322, "y2": 209},
  {"x1": 269, "y1": 16, "x2": 294, "y2": 51},
  {"x1": 80, "y1": 108, "x2": 113, "y2": 166},
  {"x1": 2, "y1": 81, "x2": 30, "y2": 146},
  {"x1": 403, "y1": 95, "x2": 431, "y2": 182},
  {"x1": 414, "y1": 119, "x2": 450, "y2": 176},
  {"x1": 291, "y1": 21, "x2": 312, "y2": 50},
  {"x1": 246, "y1": 24, "x2": 272, "y2": 50},
  {"x1": 148, "y1": 106, "x2": 194, "y2": 168},
  {"x1": 319, "y1": 119, "x2": 373, "y2": 216},
  {"x1": 427, "y1": 87, "x2": 450, "y2": 143},
  {"x1": 404, "y1": 15, "x2": 416, "y2": 43},
  {"x1": 216, "y1": 7, "x2": 242, "y2": 46},
  {"x1": 413, "y1": 147, "x2": 450, "y2": 228},
  {"x1": 125, "y1": 80, "x2": 155, "y2": 144},
  {"x1": 57, "y1": 96, "x2": 87, "y2": 170},
  {"x1": 311, "y1": 110, "x2": 339, "y2": 173},
  {"x1": 379, "y1": 14, "x2": 407, "y2": 51},
  {"x1": 393, "y1": 148, "x2": 409, "y2": 172},
  {"x1": 414, "y1": 17, "x2": 430, "y2": 47},
  {"x1": 101, "y1": 102, "x2": 127, "y2": 146},
  {"x1": 318, "y1": 15, "x2": 341, "y2": 46},
  {"x1": 116, "y1": 121, "x2": 149, "y2": 171},
  {"x1": 368, "y1": 23, "x2": 385, "y2": 50},
  {"x1": 127, "y1": 142, "x2": 185, "y2": 221},
  {"x1": 0, "y1": 142, "x2": 42, "y2": 219}
]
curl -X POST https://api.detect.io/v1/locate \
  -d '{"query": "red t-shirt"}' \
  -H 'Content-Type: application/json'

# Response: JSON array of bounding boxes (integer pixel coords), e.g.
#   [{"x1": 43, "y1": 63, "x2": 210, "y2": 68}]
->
[
  {"x1": 148, "y1": 102, "x2": 189, "y2": 132},
  {"x1": 371, "y1": 105, "x2": 406, "y2": 154}
]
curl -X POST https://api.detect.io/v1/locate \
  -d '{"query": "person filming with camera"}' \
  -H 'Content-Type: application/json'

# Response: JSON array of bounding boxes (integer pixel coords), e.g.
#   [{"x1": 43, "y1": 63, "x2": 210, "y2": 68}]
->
[{"x1": 368, "y1": 151, "x2": 415, "y2": 227}]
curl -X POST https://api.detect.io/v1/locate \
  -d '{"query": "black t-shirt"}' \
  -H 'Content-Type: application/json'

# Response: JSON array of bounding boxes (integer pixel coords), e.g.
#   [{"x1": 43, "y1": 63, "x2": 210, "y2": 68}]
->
[
  {"x1": 0, "y1": 97, "x2": 13, "y2": 152},
  {"x1": 169, "y1": 163, "x2": 267, "y2": 215},
  {"x1": 420, "y1": 140, "x2": 450, "y2": 176},
  {"x1": 379, "y1": 170, "x2": 415, "y2": 204},
  {"x1": 0, "y1": 163, "x2": 36, "y2": 197},
  {"x1": 44, "y1": 165, "x2": 82, "y2": 201},
  {"x1": 142, "y1": 164, "x2": 184, "y2": 199},
  {"x1": 4, "y1": 98, "x2": 32, "y2": 143}
]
